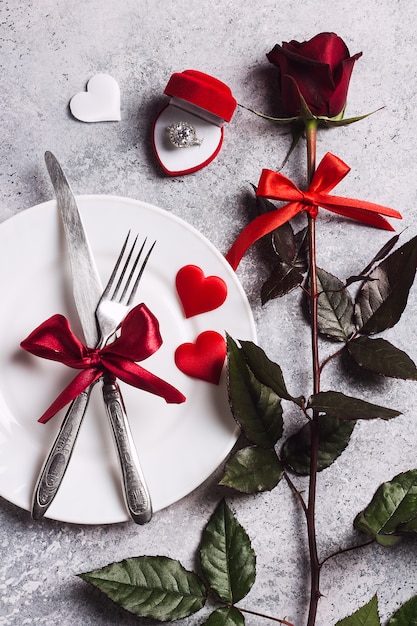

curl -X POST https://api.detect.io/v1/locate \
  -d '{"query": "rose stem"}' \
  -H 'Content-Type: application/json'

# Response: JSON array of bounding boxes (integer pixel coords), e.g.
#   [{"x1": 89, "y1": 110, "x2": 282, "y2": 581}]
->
[
  {"x1": 305, "y1": 118, "x2": 321, "y2": 626},
  {"x1": 232, "y1": 604, "x2": 295, "y2": 625}
]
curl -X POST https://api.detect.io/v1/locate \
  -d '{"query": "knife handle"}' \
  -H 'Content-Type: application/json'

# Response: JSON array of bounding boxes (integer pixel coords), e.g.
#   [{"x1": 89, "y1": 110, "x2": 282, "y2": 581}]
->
[
  {"x1": 32, "y1": 389, "x2": 92, "y2": 520},
  {"x1": 102, "y1": 377, "x2": 152, "y2": 525}
]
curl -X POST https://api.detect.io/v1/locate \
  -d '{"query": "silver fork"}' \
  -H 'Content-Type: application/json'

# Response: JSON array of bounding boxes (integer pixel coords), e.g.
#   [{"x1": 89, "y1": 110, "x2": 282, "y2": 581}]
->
[
  {"x1": 32, "y1": 233, "x2": 155, "y2": 524},
  {"x1": 99, "y1": 233, "x2": 155, "y2": 525}
]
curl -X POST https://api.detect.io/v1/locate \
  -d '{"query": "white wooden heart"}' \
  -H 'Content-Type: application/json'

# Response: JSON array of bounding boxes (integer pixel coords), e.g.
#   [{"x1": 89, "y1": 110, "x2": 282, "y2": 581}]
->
[{"x1": 70, "y1": 74, "x2": 121, "y2": 122}]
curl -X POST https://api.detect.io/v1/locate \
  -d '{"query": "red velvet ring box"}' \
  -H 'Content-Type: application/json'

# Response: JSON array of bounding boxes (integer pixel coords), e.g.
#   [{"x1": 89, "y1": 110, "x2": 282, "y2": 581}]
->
[{"x1": 152, "y1": 70, "x2": 237, "y2": 176}]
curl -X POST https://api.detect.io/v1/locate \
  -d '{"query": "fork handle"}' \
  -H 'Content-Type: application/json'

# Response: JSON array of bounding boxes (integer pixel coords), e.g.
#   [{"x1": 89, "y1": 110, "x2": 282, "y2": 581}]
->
[
  {"x1": 102, "y1": 377, "x2": 152, "y2": 525},
  {"x1": 32, "y1": 388, "x2": 92, "y2": 520}
]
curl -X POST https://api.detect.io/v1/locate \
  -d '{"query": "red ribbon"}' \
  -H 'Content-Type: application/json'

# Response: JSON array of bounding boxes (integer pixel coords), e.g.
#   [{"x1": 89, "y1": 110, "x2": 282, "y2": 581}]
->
[
  {"x1": 226, "y1": 152, "x2": 402, "y2": 270},
  {"x1": 21, "y1": 303, "x2": 186, "y2": 423}
]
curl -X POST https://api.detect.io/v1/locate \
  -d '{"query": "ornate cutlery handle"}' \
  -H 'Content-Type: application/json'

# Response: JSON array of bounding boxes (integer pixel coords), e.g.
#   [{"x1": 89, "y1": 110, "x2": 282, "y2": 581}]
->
[
  {"x1": 32, "y1": 389, "x2": 92, "y2": 520},
  {"x1": 102, "y1": 377, "x2": 152, "y2": 525}
]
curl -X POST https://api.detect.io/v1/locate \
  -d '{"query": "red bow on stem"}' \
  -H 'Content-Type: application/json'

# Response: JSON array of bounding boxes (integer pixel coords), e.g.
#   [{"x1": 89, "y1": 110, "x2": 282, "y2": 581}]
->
[
  {"x1": 21, "y1": 303, "x2": 186, "y2": 423},
  {"x1": 226, "y1": 152, "x2": 402, "y2": 270}
]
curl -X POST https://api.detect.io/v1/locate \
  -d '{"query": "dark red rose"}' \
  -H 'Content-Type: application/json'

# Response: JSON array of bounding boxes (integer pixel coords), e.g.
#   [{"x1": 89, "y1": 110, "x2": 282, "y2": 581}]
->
[{"x1": 267, "y1": 32, "x2": 362, "y2": 118}]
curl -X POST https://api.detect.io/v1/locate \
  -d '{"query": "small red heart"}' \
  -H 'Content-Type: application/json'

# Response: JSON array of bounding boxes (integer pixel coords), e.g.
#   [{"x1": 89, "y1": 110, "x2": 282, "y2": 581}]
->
[
  {"x1": 176, "y1": 265, "x2": 228, "y2": 318},
  {"x1": 174, "y1": 331, "x2": 226, "y2": 385}
]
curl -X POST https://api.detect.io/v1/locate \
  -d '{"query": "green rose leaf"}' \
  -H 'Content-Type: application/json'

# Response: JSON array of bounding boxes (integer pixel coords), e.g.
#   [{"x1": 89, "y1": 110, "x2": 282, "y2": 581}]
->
[
  {"x1": 254, "y1": 189, "x2": 278, "y2": 216},
  {"x1": 354, "y1": 470, "x2": 417, "y2": 546},
  {"x1": 308, "y1": 391, "x2": 401, "y2": 421},
  {"x1": 203, "y1": 606, "x2": 245, "y2": 626},
  {"x1": 261, "y1": 224, "x2": 308, "y2": 302},
  {"x1": 238, "y1": 103, "x2": 299, "y2": 124},
  {"x1": 293, "y1": 225, "x2": 309, "y2": 260},
  {"x1": 261, "y1": 261, "x2": 305, "y2": 302},
  {"x1": 348, "y1": 336, "x2": 417, "y2": 380},
  {"x1": 227, "y1": 337, "x2": 284, "y2": 448},
  {"x1": 396, "y1": 515, "x2": 417, "y2": 533},
  {"x1": 270, "y1": 219, "x2": 297, "y2": 262},
  {"x1": 238, "y1": 339, "x2": 303, "y2": 405},
  {"x1": 358, "y1": 233, "x2": 401, "y2": 277},
  {"x1": 315, "y1": 267, "x2": 355, "y2": 341},
  {"x1": 355, "y1": 235, "x2": 417, "y2": 334},
  {"x1": 345, "y1": 275, "x2": 375, "y2": 287},
  {"x1": 220, "y1": 446, "x2": 283, "y2": 492},
  {"x1": 319, "y1": 108, "x2": 382, "y2": 128},
  {"x1": 281, "y1": 415, "x2": 355, "y2": 475},
  {"x1": 78, "y1": 556, "x2": 206, "y2": 621},
  {"x1": 200, "y1": 500, "x2": 256, "y2": 604},
  {"x1": 335, "y1": 595, "x2": 380, "y2": 625},
  {"x1": 387, "y1": 594, "x2": 417, "y2": 625}
]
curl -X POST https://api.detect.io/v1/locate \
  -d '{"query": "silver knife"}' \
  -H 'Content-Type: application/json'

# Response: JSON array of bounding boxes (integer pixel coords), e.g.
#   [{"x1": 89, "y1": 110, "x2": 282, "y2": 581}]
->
[{"x1": 32, "y1": 151, "x2": 152, "y2": 524}]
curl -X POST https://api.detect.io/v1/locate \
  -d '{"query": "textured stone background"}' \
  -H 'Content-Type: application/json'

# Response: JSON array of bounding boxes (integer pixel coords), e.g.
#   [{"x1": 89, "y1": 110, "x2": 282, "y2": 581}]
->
[{"x1": 1, "y1": 1, "x2": 417, "y2": 624}]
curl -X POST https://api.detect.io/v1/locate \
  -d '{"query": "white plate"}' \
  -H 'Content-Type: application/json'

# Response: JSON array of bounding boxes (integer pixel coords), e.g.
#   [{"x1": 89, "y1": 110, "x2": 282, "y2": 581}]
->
[{"x1": 0, "y1": 196, "x2": 256, "y2": 525}]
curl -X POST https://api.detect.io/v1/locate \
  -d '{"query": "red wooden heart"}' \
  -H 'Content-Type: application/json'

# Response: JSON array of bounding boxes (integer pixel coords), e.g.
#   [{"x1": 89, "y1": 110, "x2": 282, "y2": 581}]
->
[
  {"x1": 176, "y1": 265, "x2": 228, "y2": 318},
  {"x1": 174, "y1": 331, "x2": 226, "y2": 384}
]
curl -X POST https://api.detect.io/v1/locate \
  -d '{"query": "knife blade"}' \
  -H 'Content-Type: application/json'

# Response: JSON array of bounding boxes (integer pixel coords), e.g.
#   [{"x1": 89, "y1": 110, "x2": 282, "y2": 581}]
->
[
  {"x1": 32, "y1": 152, "x2": 152, "y2": 524},
  {"x1": 45, "y1": 151, "x2": 102, "y2": 346}
]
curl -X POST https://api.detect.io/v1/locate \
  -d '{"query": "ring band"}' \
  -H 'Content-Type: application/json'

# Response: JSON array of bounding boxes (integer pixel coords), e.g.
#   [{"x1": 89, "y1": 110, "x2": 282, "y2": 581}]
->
[{"x1": 167, "y1": 121, "x2": 203, "y2": 148}]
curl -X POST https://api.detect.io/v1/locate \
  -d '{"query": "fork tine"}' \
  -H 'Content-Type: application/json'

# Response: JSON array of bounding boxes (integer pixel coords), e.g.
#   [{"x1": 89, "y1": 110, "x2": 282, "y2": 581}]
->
[
  {"x1": 111, "y1": 233, "x2": 139, "y2": 300},
  {"x1": 104, "y1": 232, "x2": 156, "y2": 306},
  {"x1": 100, "y1": 230, "x2": 131, "y2": 300},
  {"x1": 119, "y1": 237, "x2": 147, "y2": 302},
  {"x1": 126, "y1": 240, "x2": 156, "y2": 305}
]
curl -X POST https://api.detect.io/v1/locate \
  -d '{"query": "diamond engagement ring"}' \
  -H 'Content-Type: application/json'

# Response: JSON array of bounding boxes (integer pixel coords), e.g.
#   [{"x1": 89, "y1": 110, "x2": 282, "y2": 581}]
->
[{"x1": 167, "y1": 121, "x2": 203, "y2": 148}]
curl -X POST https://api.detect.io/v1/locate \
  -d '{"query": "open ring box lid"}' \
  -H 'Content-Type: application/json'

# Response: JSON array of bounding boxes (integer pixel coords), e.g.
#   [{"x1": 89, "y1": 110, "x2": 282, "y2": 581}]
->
[{"x1": 152, "y1": 70, "x2": 237, "y2": 176}]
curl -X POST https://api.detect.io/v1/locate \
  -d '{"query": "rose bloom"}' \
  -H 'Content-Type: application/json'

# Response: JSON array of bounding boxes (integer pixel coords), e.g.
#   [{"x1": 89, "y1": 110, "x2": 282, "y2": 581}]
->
[{"x1": 267, "y1": 32, "x2": 362, "y2": 118}]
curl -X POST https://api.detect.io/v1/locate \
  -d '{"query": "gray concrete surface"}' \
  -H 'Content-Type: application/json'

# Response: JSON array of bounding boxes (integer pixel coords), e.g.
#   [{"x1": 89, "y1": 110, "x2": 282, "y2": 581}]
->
[{"x1": 1, "y1": 1, "x2": 417, "y2": 624}]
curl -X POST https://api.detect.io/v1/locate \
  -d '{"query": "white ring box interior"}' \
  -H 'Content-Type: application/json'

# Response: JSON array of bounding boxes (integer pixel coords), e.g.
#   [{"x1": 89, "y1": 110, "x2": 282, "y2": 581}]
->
[{"x1": 153, "y1": 97, "x2": 225, "y2": 176}]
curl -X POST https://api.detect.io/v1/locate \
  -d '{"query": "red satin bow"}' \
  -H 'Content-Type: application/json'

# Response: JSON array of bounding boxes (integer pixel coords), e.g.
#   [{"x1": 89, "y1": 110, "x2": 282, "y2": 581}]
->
[
  {"x1": 21, "y1": 303, "x2": 186, "y2": 423},
  {"x1": 226, "y1": 152, "x2": 402, "y2": 270}
]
